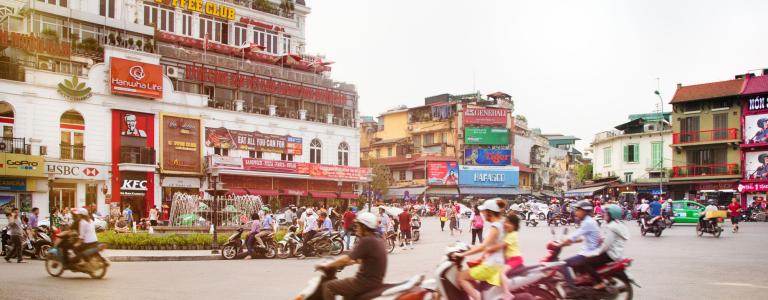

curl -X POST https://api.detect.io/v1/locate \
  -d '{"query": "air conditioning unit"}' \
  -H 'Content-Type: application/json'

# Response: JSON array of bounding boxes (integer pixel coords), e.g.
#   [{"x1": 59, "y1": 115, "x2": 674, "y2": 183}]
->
[
  {"x1": 38, "y1": 61, "x2": 53, "y2": 71},
  {"x1": 166, "y1": 66, "x2": 184, "y2": 79},
  {"x1": 0, "y1": 139, "x2": 10, "y2": 152},
  {"x1": 607, "y1": 171, "x2": 616, "y2": 177}
]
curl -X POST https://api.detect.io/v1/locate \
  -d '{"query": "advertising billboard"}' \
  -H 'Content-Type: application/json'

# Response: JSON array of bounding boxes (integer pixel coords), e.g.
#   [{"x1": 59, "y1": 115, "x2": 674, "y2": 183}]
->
[
  {"x1": 427, "y1": 161, "x2": 459, "y2": 185},
  {"x1": 160, "y1": 114, "x2": 202, "y2": 174},
  {"x1": 745, "y1": 151, "x2": 768, "y2": 180},
  {"x1": 458, "y1": 165, "x2": 519, "y2": 187},
  {"x1": 110, "y1": 57, "x2": 163, "y2": 99},
  {"x1": 744, "y1": 113, "x2": 768, "y2": 145},
  {"x1": 464, "y1": 148, "x2": 512, "y2": 165},
  {"x1": 205, "y1": 127, "x2": 301, "y2": 154},
  {"x1": 464, "y1": 128, "x2": 509, "y2": 145},
  {"x1": 464, "y1": 108, "x2": 507, "y2": 125}
]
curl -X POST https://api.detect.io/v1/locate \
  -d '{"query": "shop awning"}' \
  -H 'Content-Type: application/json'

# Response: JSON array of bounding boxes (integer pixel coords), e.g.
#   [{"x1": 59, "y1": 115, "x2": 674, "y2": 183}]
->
[
  {"x1": 426, "y1": 187, "x2": 459, "y2": 196},
  {"x1": 227, "y1": 188, "x2": 249, "y2": 196},
  {"x1": 338, "y1": 193, "x2": 359, "y2": 199},
  {"x1": 460, "y1": 187, "x2": 522, "y2": 196},
  {"x1": 541, "y1": 191, "x2": 562, "y2": 198},
  {"x1": 247, "y1": 189, "x2": 280, "y2": 196},
  {"x1": 281, "y1": 189, "x2": 307, "y2": 196},
  {"x1": 310, "y1": 191, "x2": 337, "y2": 199},
  {"x1": 564, "y1": 185, "x2": 608, "y2": 197},
  {"x1": 385, "y1": 187, "x2": 427, "y2": 198}
]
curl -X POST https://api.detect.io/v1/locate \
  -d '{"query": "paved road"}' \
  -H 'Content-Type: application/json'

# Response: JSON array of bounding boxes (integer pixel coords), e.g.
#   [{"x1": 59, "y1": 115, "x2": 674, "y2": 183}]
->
[{"x1": 1, "y1": 217, "x2": 767, "y2": 299}]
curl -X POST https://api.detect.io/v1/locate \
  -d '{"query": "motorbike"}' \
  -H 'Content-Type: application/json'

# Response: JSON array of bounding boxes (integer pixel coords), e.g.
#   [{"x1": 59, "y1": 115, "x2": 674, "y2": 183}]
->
[
  {"x1": 539, "y1": 229, "x2": 637, "y2": 300},
  {"x1": 411, "y1": 216, "x2": 421, "y2": 242},
  {"x1": 221, "y1": 228, "x2": 277, "y2": 260},
  {"x1": 1, "y1": 227, "x2": 53, "y2": 259},
  {"x1": 277, "y1": 226, "x2": 304, "y2": 259},
  {"x1": 639, "y1": 216, "x2": 665, "y2": 237},
  {"x1": 384, "y1": 230, "x2": 397, "y2": 253},
  {"x1": 548, "y1": 213, "x2": 569, "y2": 227},
  {"x1": 296, "y1": 230, "x2": 333, "y2": 258},
  {"x1": 696, "y1": 218, "x2": 723, "y2": 238},
  {"x1": 525, "y1": 217, "x2": 539, "y2": 227},
  {"x1": 329, "y1": 231, "x2": 344, "y2": 256},
  {"x1": 295, "y1": 263, "x2": 428, "y2": 300},
  {"x1": 45, "y1": 231, "x2": 109, "y2": 279},
  {"x1": 420, "y1": 243, "x2": 557, "y2": 300}
]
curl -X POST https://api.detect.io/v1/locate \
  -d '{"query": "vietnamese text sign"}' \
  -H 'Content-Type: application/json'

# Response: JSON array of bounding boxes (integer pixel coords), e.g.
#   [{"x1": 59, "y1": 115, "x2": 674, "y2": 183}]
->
[
  {"x1": 464, "y1": 108, "x2": 507, "y2": 125},
  {"x1": 297, "y1": 163, "x2": 370, "y2": 181},
  {"x1": 458, "y1": 165, "x2": 519, "y2": 187},
  {"x1": 427, "y1": 161, "x2": 459, "y2": 185},
  {"x1": 244, "y1": 158, "x2": 299, "y2": 173},
  {"x1": 738, "y1": 183, "x2": 768, "y2": 193},
  {"x1": 464, "y1": 148, "x2": 512, "y2": 165},
  {"x1": 110, "y1": 58, "x2": 163, "y2": 99},
  {"x1": 161, "y1": 114, "x2": 202, "y2": 174},
  {"x1": 0, "y1": 30, "x2": 71, "y2": 57},
  {"x1": 464, "y1": 128, "x2": 509, "y2": 145}
]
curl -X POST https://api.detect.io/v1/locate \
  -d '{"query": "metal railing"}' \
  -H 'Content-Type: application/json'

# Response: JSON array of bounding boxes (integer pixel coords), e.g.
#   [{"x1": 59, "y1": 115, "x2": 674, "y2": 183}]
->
[
  {"x1": 672, "y1": 128, "x2": 738, "y2": 144},
  {"x1": 0, "y1": 137, "x2": 29, "y2": 154},
  {"x1": 672, "y1": 164, "x2": 739, "y2": 177},
  {"x1": 60, "y1": 144, "x2": 85, "y2": 160},
  {"x1": 169, "y1": 193, "x2": 263, "y2": 227},
  {"x1": 119, "y1": 146, "x2": 156, "y2": 165}
]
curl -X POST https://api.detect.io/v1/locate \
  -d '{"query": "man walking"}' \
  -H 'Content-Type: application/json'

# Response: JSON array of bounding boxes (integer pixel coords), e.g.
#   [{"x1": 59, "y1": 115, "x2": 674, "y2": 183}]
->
[
  {"x1": 398, "y1": 208, "x2": 412, "y2": 250},
  {"x1": 5, "y1": 209, "x2": 25, "y2": 263},
  {"x1": 342, "y1": 207, "x2": 356, "y2": 250}
]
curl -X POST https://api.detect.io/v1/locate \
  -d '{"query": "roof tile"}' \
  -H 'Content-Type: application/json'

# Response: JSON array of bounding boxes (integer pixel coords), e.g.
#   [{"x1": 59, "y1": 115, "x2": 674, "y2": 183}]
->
[
  {"x1": 670, "y1": 78, "x2": 745, "y2": 104},
  {"x1": 742, "y1": 75, "x2": 768, "y2": 96}
]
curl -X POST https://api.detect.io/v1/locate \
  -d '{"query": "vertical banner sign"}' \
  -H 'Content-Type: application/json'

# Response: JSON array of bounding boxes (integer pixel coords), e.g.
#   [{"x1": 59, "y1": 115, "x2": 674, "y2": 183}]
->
[
  {"x1": 744, "y1": 151, "x2": 768, "y2": 180},
  {"x1": 161, "y1": 114, "x2": 202, "y2": 174},
  {"x1": 110, "y1": 57, "x2": 163, "y2": 99},
  {"x1": 427, "y1": 161, "x2": 459, "y2": 185},
  {"x1": 464, "y1": 108, "x2": 507, "y2": 125}
]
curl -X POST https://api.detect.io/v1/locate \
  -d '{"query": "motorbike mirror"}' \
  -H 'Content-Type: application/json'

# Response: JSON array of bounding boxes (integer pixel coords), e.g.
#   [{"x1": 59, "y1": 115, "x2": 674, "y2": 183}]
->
[
  {"x1": 550, "y1": 228, "x2": 555, "y2": 236},
  {"x1": 563, "y1": 228, "x2": 569, "y2": 235}
]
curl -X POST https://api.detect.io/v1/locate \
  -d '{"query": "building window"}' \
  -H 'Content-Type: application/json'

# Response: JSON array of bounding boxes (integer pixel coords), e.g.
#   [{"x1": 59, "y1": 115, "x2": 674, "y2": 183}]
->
[
  {"x1": 399, "y1": 170, "x2": 406, "y2": 181},
  {"x1": 603, "y1": 147, "x2": 611, "y2": 166},
  {"x1": 234, "y1": 24, "x2": 248, "y2": 46},
  {"x1": 682, "y1": 102, "x2": 700, "y2": 113},
  {"x1": 624, "y1": 172, "x2": 633, "y2": 183},
  {"x1": 253, "y1": 28, "x2": 278, "y2": 54},
  {"x1": 249, "y1": 151, "x2": 262, "y2": 158},
  {"x1": 413, "y1": 169, "x2": 425, "y2": 180},
  {"x1": 680, "y1": 116, "x2": 700, "y2": 143},
  {"x1": 713, "y1": 113, "x2": 728, "y2": 139},
  {"x1": 651, "y1": 142, "x2": 662, "y2": 169},
  {"x1": 200, "y1": 17, "x2": 229, "y2": 44},
  {"x1": 281, "y1": 35, "x2": 291, "y2": 54},
  {"x1": 99, "y1": 0, "x2": 115, "y2": 18},
  {"x1": 0, "y1": 102, "x2": 14, "y2": 138},
  {"x1": 337, "y1": 142, "x2": 349, "y2": 166},
  {"x1": 60, "y1": 110, "x2": 84, "y2": 160},
  {"x1": 424, "y1": 133, "x2": 434, "y2": 145},
  {"x1": 310, "y1": 138, "x2": 322, "y2": 163},
  {"x1": 624, "y1": 144, "x2": 639, "y2": 163},
  {"x1": 144, "y1": 4, "x2": 175, "y2": 32},
  {"x1": 214, "y1": 147, "x2": 229, "y2": 156},
  {"x1": 181, "y1": 12, "x2": 193, "y2": 36},
  {"x1": 280, "y1": 153, "x2": 293, "y2": 161},
  {"x1": 413, "y1": 134, "x2": 421, "y2": 148},
  {"x1": 376, "y1": 148, "x2": 381, "y2": 159}
]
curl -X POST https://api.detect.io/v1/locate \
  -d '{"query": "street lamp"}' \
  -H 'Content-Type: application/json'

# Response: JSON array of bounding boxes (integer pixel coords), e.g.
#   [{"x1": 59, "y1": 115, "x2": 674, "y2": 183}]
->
[
  {"x1": 46, "y1": 171, "x2": 56, "y2": 224},
  {"x1": 206, "y1": 173, "x2": 225, "y2": 254},
  {"x1": 654, "y1": 89, "x2": 665, "y2": 198}
]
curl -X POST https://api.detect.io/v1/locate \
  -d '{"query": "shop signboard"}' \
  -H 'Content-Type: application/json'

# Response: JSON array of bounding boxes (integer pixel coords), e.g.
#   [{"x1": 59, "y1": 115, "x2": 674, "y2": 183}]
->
[
  {"x1": 161, "y1": 114, "x2": 202, "y2": 174},
  {"x1": 426, "y1": 161, "x2": 459, "y2": 185},
  {"x1": 464, "y1": 148, "x2": 512, "y2": 165},
  {"x1": 0, "y1": 153, "x2": 44, "y2": 177},
  {"x1": 46, "y1": 162, "x2": 108, "y2": 180},
  {"x1": 286, "y1": 136, "x2": 303, "y2": 155},
  {"x1": 161, "y1": 177, "x2": 201, "y2": 188},
  {"x1": 745, "y1": 151, "x2": 768, "y2": 180},
  {"x1": 744, "y1": 113, "x2": 768, "y2": 145},
  {"x1": 0, "y1": 178, "x2": 26, "y2": 191},
  {"x1": 205, "y1": 127, "x2": 295, "y2": 153},
  {"x1": 243, "y1": 158, "x2": 299, "y2": 173},
  {"x1": 110, "y1": 57, "x2": 163, "y2": 99},
  {"x1": 464, "y1": 108, "x2": 507, "y2": 125},
  {"x1": 738, "y1": 183, "x2": 768, "y2": 193},
  {"x1": 209, "y1": 155, "x2": 243, "y2": 169},
  {"x1": 458, "y1": 165, "x2": 519, "y2": 187},
  {"x1": 747, "y1": 95, "x2": 768, "y2": 113},
  {"x1": 694, "y1": 182, "x2": 737, "y2": 191},
  {"x1": 464, "y1": 128, "x2": 509, "y2": 145},
  {"x1": 0, "y1": 30, "x2": 71, "y2": 57},
  {"x1": 297, "y1": 163, "x2": 371, "y2": 181}
]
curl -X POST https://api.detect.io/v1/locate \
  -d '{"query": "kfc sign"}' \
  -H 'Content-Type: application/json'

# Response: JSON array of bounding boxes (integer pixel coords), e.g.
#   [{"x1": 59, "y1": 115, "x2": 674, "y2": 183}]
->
[
  {"x1": 110, "y1": 58, "x2": 163, "y2": 99},
  {"x1": 122, "y1": 179, "x2": 148, "y2": 190}
]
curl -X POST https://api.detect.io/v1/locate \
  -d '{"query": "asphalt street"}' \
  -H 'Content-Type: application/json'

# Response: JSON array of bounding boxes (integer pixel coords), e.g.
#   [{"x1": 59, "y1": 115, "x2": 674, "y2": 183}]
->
[{"x1": 1, "y1": 217, "x2": 767, "y2": 300}]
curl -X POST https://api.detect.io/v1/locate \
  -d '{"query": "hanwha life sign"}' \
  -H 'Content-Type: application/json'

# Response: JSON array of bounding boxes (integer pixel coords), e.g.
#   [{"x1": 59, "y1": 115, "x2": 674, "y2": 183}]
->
[{"x1": 110, "y1": 57, "x2": 163, "y2": 99}]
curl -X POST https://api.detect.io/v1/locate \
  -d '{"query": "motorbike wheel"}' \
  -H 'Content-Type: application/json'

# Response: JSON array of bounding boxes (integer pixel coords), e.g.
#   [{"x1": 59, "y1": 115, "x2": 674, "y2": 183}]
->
[
  {"x1": 330, "y1": 239, "x2": 344, "y2": 256},
  {"x1": 640, "y1": 227, "x2": 647, "y2": 236},
  {"x1": 538, "y1": 213, "x2": 546, "y2": 221},
  {"x1": 413, "y1": 230, "x2": 420, "y2": 242},
  {"x1": 714, "y1": 228, "x2": 722, "y2": 238},
  {"x1": 696, "y1": 224, "x2": 704, "y2": 237},
  {"x1": 524, "y1": 285, "x2": 557, "y2": 300},
  {"x1": 263, "y1": 243, "x2": 277, "y2": 259},
  {"x1": 45, "y1": 258, "x2": 65, "y2": 277},
  {"x1": 607, "y1": 275, "x2": 633, "y2": 300},
  {"x1": 221, "y1": 245, "x2": 238, "y2": 260},
  {"x1": 277, "y1": 244, "x2": 292, "y2": 259},
  {"x1": 88, "y1": 257, "x2": 108, "y2": 279},
  {"x1": 654, "y1": 229, "x2": 662, "y2": 237},
  {"x1": 38, "y1": 244, "x2": 52, "y2": 260},
  {"x1": 387, "y1": 238, "x2": 395, "y2": 253}
]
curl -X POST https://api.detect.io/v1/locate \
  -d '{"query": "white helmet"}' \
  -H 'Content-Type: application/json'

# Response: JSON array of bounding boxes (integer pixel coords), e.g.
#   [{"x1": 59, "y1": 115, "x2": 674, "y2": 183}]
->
[
  {"x1": 75, "y1": 208, "x2": 89, "y2": 216},
  {"x1": 355, "y1": 212, "x2": 378, "y2": 230},
  {"x1": 306, "y1": 208, "x2": 314, "y2": 215},
  {"x1": 479, "y1": 199, "x2": 501, "y2": 213}
]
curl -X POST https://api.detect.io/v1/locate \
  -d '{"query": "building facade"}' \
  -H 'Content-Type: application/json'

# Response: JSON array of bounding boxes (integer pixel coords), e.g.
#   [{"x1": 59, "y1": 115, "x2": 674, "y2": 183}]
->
[{"x1": 739, "y1": 73, "x2": 768, "y2": 207}]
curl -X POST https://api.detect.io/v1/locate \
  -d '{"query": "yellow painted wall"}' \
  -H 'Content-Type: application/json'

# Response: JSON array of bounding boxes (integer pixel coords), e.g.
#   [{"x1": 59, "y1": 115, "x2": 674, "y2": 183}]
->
[{"x1": 377, "y1": 111, "x2": 410, "y2": 141}]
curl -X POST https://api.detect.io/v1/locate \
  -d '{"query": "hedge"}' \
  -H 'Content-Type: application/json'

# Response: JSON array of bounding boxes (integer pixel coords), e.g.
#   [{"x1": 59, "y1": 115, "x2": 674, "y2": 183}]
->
[{"x1": 97, "y1": 229, "x2": 288, "y2": 250}]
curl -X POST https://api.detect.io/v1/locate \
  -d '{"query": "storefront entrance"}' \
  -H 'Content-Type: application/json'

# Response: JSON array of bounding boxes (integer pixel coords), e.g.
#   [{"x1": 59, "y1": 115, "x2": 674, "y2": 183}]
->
[
  {"x1": 52, "y1": 183, "x2": 77, "y2": 210},
  {"x1": 121, "y1": 193, "x2": 146, "y2": 222}
]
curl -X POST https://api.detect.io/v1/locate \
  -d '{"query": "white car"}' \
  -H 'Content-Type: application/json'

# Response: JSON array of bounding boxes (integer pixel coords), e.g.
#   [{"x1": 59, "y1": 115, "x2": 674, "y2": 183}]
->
[{"x1": 38, "y1": 214, "x2": 107, "y2": 232}]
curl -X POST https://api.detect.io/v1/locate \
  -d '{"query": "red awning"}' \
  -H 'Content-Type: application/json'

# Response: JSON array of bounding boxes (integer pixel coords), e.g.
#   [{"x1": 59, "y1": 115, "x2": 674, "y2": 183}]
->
[
  {"x1": 247, "y1": 189, "x2": 279, "y2": 196},
  {"x1": 281, "y1": 189, "x2": 307, "y2": 196},
  {"x1": 310, "y1": 191, "x2": 337, "y2": 199},
  {"x1": 227, "y1": 188, "x2": 249, "y2": 196},
  {"x1": 338, "y1": 193, "x2": 359, "y2": 200}
]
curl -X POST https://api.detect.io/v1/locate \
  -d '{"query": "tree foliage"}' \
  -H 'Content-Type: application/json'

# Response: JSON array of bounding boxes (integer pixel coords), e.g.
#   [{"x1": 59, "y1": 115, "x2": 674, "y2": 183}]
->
[
  {"x1": 369, "y1": 161, "x2": 391, "y2": 196},
  {"x1": 575, "y1": 164, "x2": 593, "y2": 183}
]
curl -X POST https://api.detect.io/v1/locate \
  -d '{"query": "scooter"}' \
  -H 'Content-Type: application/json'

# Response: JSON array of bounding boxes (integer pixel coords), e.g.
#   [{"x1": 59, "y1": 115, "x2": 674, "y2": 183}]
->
[
  {"x1": 329, "y1": 231, "x2": 344, "y2": 256},
  {"x1": 411, "y1": 216, "x2": 421, "y2": 242},
  {"x1": 1, "y1": 227, "x2": 52, "y2": 259},
  {"x1": 45, "y1": 231, "x2": 110, "y2": 279},
  {"x1": 295, "y1": 263, "x2": 428, "y2": 300},
  {"x1": 639, "y1": 216, "x2": 665, "y2": 237},
  {"x1": 525, "y1": 217, "x2": 539, "y2": 227},
  {"x1": 277, "y1": 225, "x2": 303, "y2": 259},
  {"x1": 696, "y1": 218, "x2": 723, "y2": 238},
  {"x1": 221, "y1": 228, "x2": 277, "y2": 260}
]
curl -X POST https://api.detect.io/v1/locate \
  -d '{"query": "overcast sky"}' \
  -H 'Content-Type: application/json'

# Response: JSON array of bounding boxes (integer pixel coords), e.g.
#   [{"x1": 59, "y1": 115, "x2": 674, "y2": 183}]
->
[{"x1": 305, "y1": 0, "x2": 768, "y2": 151}]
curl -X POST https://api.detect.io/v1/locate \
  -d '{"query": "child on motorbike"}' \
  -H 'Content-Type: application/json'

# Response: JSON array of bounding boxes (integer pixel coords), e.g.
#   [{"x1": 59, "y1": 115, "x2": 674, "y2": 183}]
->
[
  {"x1": 453, "y1": 199, "x2": 506, "y2": 300},
  {"x1": 485, "y1": 212, "x2": 524, "y2": 300}
]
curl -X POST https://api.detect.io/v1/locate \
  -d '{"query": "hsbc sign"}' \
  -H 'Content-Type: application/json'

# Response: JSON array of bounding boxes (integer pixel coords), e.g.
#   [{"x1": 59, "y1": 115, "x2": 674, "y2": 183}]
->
[{"x1": 46, "y1": 162, "x2": 109, "y2": 180}]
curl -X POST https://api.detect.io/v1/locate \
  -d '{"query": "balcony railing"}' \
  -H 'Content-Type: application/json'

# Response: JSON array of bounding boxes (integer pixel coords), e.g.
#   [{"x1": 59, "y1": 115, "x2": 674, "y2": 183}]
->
[
  {"x1": 119, "y1": 146, "x2": 156, "y2": 165},
  {"x1": 0, "y1": 137, "x2": 30, "y2": 154},
  {"x1": 672, "y1": 128, "x2": 738, "y2": 145},
  {"x1": 60, "y1": 144, "x2": 85, "y2": 160},
  {"x1": 672, "y1": 164, "x2": 739, "y2": 178}
]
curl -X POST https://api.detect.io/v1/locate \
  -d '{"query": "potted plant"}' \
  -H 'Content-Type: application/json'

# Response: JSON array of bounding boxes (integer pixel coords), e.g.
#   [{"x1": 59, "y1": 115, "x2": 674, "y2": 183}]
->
[
  {"x1": 41, "y1": 28, "x2": 58, "y2": 40},
  {"x1": 116, "y1": 35, "x2": 123, "y2": 46},
  {"x1": 128, "y1": 38, "x2": 134, "y2": 50},
  {"x1": 136, "y1": 39, "x2": 143, "y2": 51},
  {"x1": 108, "y1": 33, "x2": 116, "y2": 45}
]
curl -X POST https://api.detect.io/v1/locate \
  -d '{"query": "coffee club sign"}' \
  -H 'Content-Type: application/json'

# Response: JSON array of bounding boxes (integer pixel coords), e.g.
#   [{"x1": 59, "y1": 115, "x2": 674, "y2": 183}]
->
[{"x1": 155, "y1": 0, "x2": 235, "y2": 20}]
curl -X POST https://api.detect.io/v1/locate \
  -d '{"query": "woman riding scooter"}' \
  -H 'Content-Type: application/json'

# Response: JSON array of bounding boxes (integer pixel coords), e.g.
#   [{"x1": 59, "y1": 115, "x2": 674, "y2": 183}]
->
[{"x1": 581, "y1": 204, "x2": 630, "y2": 291}]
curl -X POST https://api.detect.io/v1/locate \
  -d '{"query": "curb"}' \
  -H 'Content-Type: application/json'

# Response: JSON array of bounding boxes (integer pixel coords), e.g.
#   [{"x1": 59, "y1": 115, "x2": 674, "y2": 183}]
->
[{"x1": 107, "y1": 255, "x2": 222, "y2": 262}]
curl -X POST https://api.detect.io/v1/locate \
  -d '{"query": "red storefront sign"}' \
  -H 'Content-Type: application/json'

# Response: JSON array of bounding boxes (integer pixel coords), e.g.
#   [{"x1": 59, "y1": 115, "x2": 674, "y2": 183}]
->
[
  {"x1": 297, "y1": 163, "x2": 370, "y2": 181},
  {"x1": 110, "y1": 58, "x2": 163, "y2": 99},
  {"x1": 243, "y1": 158, "x2": 298, "y2": 173},
  {"x1": 464, "y1": 108, "x2": 507, "y2": 125},
  {"x1": 738, "y1": 183, "x2": 768, "y2": 193},
  {"x1": 184, "y1": 65, "x2": 346, "y2": 105},
  {"x1": 205, "y1": 127, "x2": 300, "y2": 154},
  {"x1": 0, "y1": 30, "x2": 71, "y2": 57}
]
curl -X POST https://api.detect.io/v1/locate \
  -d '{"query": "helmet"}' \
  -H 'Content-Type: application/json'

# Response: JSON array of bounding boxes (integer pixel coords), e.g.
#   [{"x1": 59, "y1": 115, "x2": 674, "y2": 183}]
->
[
  {"x1": 573, "y1": 200, "x2": 593, "y2": 211},
  {"x1": 262, "y1": 207, "x2": 271, "y2": 212},
  {"x1": 642, "y1": 199, "x2": 649, "y2": 204},
  {"x1": 306, "y1": 208, "x2": 314, "y2": 215},
  {"x1": 355, "y1": 212, "x2": 378, "y2": 230},
  {"x1": 604, "y1": 204, "x2": 622, "y2": 221},
  {"x1": 708, "y1": 199, "x2": 716, "y2": 205},
  {"x1": 478, "y1": 198, "x2": 501, "y2": 212},
  {"x1": 75, "y1": 208, "x2": 89, "y2": 216}
]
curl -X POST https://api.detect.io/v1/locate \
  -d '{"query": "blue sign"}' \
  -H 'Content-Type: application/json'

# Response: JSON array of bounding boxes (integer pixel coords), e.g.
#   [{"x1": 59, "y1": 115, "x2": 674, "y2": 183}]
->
[
  {"x1": 464, "y1": 148, "x2": 512, "y2": 165},
  {"x1": 0, "y1": 178, "x2": 26, "y2": 191},
  {"x1": 458, "y1": 165, "x2": 519, "y2": 187}
]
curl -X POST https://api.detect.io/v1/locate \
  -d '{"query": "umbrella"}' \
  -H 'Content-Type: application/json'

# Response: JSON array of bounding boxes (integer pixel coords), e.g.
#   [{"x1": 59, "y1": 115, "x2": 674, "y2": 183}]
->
[
  {"x1": 177, "y1": 213, "x2": 200, "y2": 226},
  {"x1": 273, "y1": 53, "x2": 303, "y2": 65}
]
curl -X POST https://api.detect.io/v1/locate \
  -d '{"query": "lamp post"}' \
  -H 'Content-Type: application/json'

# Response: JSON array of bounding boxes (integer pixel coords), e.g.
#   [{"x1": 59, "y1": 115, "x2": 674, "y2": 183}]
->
[
  {"x1": 207, "y1": 173, "x2": 223, "y2": 254},
  {"x1": 46, "y1": 171, "x2": 56, "y2": 224},
  {"x1": 654, "y1": 89, "x2": 665, "y2": 198}
]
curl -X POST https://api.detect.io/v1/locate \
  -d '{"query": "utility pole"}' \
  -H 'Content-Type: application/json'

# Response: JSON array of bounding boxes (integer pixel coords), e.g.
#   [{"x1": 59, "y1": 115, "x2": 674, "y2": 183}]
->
[{"x1": 655, "y1": 86, "x2": 664, "y2": 199}]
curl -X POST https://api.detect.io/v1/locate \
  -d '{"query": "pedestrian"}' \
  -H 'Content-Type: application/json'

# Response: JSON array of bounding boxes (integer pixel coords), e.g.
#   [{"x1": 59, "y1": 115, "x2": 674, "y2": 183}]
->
[
  {"x1": 398, "y1": 208, "x2": 412, "y2": 250},
  {"x1": 471, "y1": 206, "x2": 484, "y2": 245},
  {"x1": 728, "y1": 198, "x2": 741, "y2": 233},
  {"x1": 122, "y1": 205, "x2": 133, "y2": 225},
  {"x1": 453, "y1": 201, "x2": 462, "y2": 229},
  {"x1": 62, "y1": 206, "x2": 72, "y2": 229},
  {"x1": 448, "y1": 204, "x2": 461, "y2": 236},
  {"x1": 28, "y1": 207, "x2": 39, "y2": 229},
  {"x1": 5, "y1": 209, "x2": 25, "y2": 263},
  {"x1": 301, "y1": 209, "x2": 318, "y2": 258},
  {"x1": 439, "y1": 205, "x2": 447, "y2": 231},
  {"x1": 149, "y1": 206, "x2": 158, "y2": 226},
  {"x1": 285, "y1": 206, "x2": 297, "y2": 225},
  {"x1": 342, "y1": 207, "x2": 356, "y2": 250}
]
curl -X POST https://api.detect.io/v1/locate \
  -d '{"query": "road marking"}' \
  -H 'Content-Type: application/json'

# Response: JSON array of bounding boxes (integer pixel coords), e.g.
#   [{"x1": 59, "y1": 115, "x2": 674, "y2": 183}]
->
[{"x1": 713, "y1": 282, "x2": 768, "y2": 289}]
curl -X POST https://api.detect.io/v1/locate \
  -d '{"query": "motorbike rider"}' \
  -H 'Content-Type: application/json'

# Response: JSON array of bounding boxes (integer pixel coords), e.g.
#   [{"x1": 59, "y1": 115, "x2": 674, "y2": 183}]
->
[
  {"x1": 254, "y1": 207, "x2": 275, "y2": 250},
  {"x1": 637, "y1": 199, "x2": 650, "y2": 225},
  {"x1": 582, "y1": 204, "x2": 630, "y2": 291},
  {"x1": 72, "y1": 208, "x2": 99, "y2": 265},
  {"x1": 557, "y1": 200, "x2": 603, "y2": 294},
  {"x1": 319, "y1": 212, "x2": 334, "y2": 233},
  {"x1": 647, "y1": 198, "x2": 662, "y2": 226},
  {"x1": 378, "y1": 207, "x2": 392, "y2": 237},
  {"x1": 699, "y1": 200, "x2": 720, "y2": 229},
  {"x1": 301, "y1": 209, "x2": 318, "y2": 258},
  {"x1": 244, "y1": 212, "x2": 261, "y2": 260},
  {"x1": 316, "y1": 212, "x2": 387, "y2": 300}
]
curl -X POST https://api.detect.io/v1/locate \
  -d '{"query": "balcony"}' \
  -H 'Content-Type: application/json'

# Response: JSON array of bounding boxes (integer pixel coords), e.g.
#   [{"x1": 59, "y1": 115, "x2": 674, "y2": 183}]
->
[
  {"x1": 672, "y1": 128, "x2": 738, "y2": 145},
  {"x1": 672, "y1": 164, "x2": 739, "y2": 178},
  {"x1": 119, "y1": 146, "x2": 156, "y2": 165},
  {"x1": 0, "y1": 137, "x2": 30, "y2": 154},
  {"x1": 60, "y1": 144, "x2": 85, "y2": 161}
]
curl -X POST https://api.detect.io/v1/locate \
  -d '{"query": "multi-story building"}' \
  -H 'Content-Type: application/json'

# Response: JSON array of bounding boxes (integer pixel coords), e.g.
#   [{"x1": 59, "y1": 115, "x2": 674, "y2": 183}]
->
[
  {"x1": 669, "y1": 78, "x2": 744, "y2": 204},
  {"x1": 588, "y1": 112, "x2": 672, "y2": 202},
  {"x1": 738, "y1": 72, "x2": 768, "y2": 207},
  {"x1": 0, "y1": 0, "x2": 365, "y2": 221}
]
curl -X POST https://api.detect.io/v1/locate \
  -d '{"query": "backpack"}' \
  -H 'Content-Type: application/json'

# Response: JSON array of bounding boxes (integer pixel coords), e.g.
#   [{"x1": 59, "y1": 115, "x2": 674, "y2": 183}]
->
[{"x1": 472, "y1": 215, "x2": 484, "y2": 229}]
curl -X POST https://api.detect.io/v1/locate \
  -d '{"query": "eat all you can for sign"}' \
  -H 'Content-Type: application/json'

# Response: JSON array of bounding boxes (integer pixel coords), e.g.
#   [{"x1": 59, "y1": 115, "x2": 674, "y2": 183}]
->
[{"x1": 161, "y1": 114, "x2": 202, "y2": 174}]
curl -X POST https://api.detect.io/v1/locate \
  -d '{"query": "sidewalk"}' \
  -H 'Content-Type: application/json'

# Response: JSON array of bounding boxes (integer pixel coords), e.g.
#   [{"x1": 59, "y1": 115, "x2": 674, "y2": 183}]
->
[{"x1": 104, "y1": 250, "x2": 222, "y2": 262}]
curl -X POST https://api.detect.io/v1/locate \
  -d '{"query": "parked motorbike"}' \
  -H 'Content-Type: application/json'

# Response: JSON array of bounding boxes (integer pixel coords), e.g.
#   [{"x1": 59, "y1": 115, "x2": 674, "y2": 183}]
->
[
  {"x1": 639, "y1": 216, "x2": 665, "y2": 237},
  {"x1": 221, "y1": 228, "x2": 277, "y2": 260},
  {"x1": 277, "y1": 226, "x2": 303, "y2": 259},
  {"x1": 525, "y1": 217, "x2": 539, "y2": 227},
  {"x1": 45, "y1": 231, "x2": 109, "y2": 279},
  {"x1": 696, "y1": 218, "x2": 723, "y2": 238},
  {"x1": 1, "y1": 227, "x2": 52, "y2": 259},
  {"x1": 548, "y1": 213, "x2": 569, "y2": 227},
  {"x1": 411, "y1": 216, "x2": 421, "y2": 242},
  {"x1": 295, "y1": 263, "x2": 427, "y2": 300},
  {"x1": 297, "y1": 231, "x2": 333, "y2": 258},
  {"x1": 329, "y1": 231, "x2": 344, "y2": 256}
]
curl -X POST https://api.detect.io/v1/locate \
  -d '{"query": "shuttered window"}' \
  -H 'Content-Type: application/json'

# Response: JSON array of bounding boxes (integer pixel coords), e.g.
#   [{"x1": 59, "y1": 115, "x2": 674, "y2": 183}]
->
[
  {"x1": 651, "y1": 142, "x2": 662, "y2": 169},
  {"x1": 624, "y1": 144, "x2": 639, "y2": 163}
]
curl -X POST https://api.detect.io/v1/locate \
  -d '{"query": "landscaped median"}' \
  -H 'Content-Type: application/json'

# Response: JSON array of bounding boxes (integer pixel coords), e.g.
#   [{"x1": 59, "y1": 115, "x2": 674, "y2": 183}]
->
[{"x1": 97, "y1": 229, "x2": 288, "y2": 250}]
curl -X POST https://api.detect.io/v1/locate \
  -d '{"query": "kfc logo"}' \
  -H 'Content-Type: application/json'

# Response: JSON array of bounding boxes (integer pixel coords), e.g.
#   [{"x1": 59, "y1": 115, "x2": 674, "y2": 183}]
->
[
  {"x1": 122, "y1": 179, "x2": 148, "y2": 190},
  {"x1": 129, "y1": 65, "x2": 146, "y2": 81}
]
